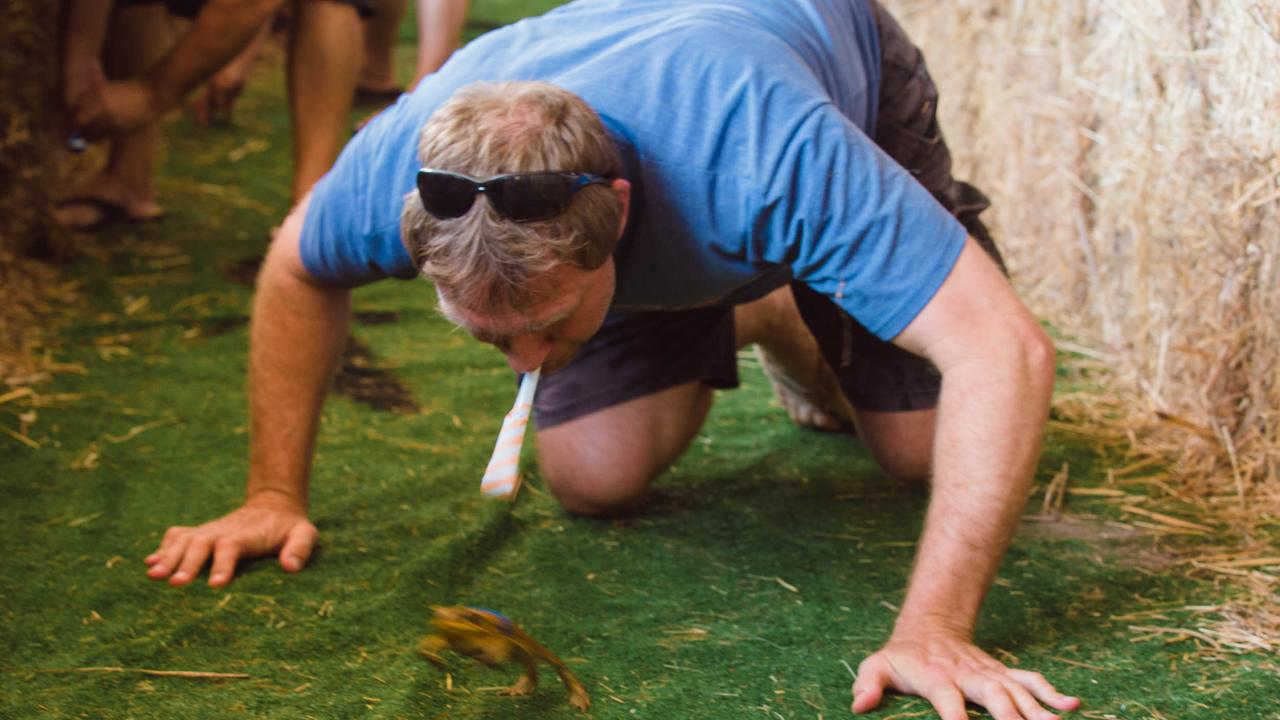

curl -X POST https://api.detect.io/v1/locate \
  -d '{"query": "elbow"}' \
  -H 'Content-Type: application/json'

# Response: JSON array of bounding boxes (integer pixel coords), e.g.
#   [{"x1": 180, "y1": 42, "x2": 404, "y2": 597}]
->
[{"x1": 1017, "y1": 320, "x2": 1057, "y2": 407}]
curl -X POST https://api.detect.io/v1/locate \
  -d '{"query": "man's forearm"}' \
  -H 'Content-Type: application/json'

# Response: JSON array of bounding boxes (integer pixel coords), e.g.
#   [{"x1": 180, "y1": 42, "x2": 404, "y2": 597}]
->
[
  {"x1": 894, "y1": 332, "x2": 1054, "y2": 637},
  {"x1": 144, "y1": 0, "x2": 284, "y2": 110},
  {"x1": 64, "y1": 0, "x2": 114, "y2": 68},
  {"x1": 247, "y1": 243, "x2": 351, "y2": 509}
]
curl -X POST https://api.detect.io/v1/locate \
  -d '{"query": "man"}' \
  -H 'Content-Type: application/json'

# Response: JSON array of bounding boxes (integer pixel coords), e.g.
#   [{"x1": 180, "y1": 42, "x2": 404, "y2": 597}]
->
[{"x1": 145, "y1": 1, "x2": 1079, "y2": 717}]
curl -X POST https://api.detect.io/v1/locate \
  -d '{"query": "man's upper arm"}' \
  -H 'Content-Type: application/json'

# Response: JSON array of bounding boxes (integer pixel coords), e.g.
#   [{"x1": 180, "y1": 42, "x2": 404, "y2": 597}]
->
[{"x1": 261, "y1": 196, "x2": 323, "y2": 288}]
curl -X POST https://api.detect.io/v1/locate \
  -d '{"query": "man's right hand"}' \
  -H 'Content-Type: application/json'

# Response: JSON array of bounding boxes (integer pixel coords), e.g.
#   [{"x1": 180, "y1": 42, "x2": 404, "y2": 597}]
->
[
  {"x1": 144, "y1": 494, "x2": 318, "y2": 587},
  {"x1": 73, "y1": 79, "x2": 165, "y2": 140}
]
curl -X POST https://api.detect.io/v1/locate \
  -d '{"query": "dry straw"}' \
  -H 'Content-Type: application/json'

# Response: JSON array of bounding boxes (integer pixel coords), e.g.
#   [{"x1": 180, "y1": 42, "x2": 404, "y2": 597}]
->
[{"x1": 882, "y1": 0, "x2": 1280, "y2": 505}]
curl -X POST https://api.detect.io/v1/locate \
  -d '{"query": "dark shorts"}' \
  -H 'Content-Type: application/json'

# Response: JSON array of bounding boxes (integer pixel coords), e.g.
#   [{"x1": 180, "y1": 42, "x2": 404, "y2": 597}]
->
[
  {"x1": 124, "y1": 0, "x2": 376, "y2": 19},
  {"x1": 533, "y1": 0, "x2": 1005, "y2": 429}
]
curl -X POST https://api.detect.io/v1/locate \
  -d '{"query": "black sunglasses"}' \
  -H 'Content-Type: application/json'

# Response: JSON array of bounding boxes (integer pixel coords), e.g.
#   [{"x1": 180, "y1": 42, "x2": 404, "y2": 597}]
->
[{"x1": 416, "y1": 169, "x2": 613, "y2": 222}]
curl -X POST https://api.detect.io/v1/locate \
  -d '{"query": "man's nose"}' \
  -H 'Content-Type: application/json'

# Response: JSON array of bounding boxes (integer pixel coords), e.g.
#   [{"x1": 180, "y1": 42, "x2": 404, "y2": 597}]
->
[{"x1": 504, "y1": 334, "x2": 551, "y2": 374}]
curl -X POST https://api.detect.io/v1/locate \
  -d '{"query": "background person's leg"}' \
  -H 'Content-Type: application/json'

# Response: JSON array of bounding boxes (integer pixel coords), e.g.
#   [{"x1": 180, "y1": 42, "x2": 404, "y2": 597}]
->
[
  {"x1": 358, "y1": 0, "x2": 407, "y2": 98},
  {"x1": 412, "y1": 0, "x2": 468, "y2": 85},
  {"x1": 56, "y1": 1, "x2": 171, "y2": 229},
  {"x1": 286, "y1": 0, "x2": 362, "y2": 204},
  {"x1": 190, "y1": 17, "x2": 274, "y2": 125}
]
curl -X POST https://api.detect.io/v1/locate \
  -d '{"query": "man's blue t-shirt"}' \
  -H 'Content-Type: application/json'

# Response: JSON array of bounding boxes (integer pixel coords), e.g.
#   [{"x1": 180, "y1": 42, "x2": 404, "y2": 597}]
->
[{"x1": 300, "y1": 0, "x2": 967, "y2": 340}]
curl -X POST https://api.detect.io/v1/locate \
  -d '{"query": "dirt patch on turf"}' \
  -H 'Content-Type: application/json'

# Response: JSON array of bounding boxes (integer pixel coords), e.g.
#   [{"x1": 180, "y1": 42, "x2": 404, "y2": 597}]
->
[
  {"x1": 190, "y1": 310, "x2": 417, "y2": 413},
  {"x1": 333, "y1": 337, "x2": 419, "y2": 414},
  {"x1": 195, "y1": 315, "x2": 251, "y2": 337},
  {"x1": 223, "y1": 255, "x2": 264, "y2": 286},
  {"x1": 195, "y1": 311, "x2": 399, "y2": 338}
]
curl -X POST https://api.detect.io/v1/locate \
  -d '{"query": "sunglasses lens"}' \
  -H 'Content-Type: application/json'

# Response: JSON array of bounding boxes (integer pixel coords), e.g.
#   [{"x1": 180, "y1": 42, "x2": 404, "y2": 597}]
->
[
  {"x1": 417, "y1": 172, "x2": 478, "y2": 219},
  {"x1": 490, "y1": 174, "x2": 576, "y2": 221}
]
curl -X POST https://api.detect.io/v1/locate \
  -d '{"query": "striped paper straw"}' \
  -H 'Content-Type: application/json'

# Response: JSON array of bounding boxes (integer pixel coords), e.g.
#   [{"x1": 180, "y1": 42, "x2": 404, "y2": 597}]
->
[{"x1": 479, "y1": 367, "x2": 541, "y2": 499}]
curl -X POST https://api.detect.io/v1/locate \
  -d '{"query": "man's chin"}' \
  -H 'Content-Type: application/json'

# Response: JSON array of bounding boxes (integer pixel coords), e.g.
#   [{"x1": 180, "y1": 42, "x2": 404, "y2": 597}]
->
[{"x1": 541, "y1": 349, "x2": 581, "y2": 376}]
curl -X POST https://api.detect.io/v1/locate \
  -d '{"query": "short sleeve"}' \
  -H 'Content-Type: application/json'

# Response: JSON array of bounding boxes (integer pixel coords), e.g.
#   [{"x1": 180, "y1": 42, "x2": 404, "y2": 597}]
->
[
  {"x1": 753, "y1": 106, "x2": 967, "y2": 340},
  {"x1": 297, "y1": 100, "x2": 422, "y2": 287}
]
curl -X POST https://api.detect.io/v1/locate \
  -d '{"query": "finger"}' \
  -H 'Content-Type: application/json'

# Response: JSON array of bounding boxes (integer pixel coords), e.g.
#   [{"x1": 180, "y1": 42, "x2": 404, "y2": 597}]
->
[
  {"x1": 146, "y1": 529, "x2": 190, "y2": 579},
  {"x1": 851, "y1": 658, "x2": 892, "y2": 713},
  {"x1": 1007, "y1": 669, "x2": 1080, "y2": 711},
  {"x1": 1005, "y1": 680, "x2": 1060, "y2": 720},
  {"x1": 169, "y1": 536, "x2": 214, "y2": 586},
  {"x1": 207, "y1": 538, "x2": 242, "y2": 588},
  {"x1": 977, "y1": 684, "x2": 1022, "y2": 720},
  {"x1": 918, "y1": 682, "x2": 968, "y2": 720},
  {"x1": 279, "y1": 523, "x2": 317, "y2": 573}
]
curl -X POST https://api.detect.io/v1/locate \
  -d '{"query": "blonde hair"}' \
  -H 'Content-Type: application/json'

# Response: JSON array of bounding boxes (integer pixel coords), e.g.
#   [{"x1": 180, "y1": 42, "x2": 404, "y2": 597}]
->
[{"x1": 400, "y1": 81, "x2": 623, "y2": 314}]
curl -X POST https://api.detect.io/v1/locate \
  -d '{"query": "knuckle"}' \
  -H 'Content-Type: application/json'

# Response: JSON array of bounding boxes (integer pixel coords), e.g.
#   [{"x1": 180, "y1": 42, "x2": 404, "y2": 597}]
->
[
  {"x1": 981, "y1": 679, "x2": 1007, "y2": 697},
  {"x1": 922, "y1": 661, "x2": 951, "y2": 682}
]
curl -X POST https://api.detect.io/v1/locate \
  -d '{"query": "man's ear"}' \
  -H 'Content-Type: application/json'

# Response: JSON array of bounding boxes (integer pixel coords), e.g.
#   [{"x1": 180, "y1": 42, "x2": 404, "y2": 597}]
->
[{"x1": 610, "y1": 178, "x2": 632, "y2": 240}]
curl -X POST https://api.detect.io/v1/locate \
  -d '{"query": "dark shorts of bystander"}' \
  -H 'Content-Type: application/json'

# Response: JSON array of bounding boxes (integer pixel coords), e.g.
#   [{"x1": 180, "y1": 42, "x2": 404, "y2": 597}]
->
[{"x1": 535, "y1": 0, "x2": 1008, "y2": 428}]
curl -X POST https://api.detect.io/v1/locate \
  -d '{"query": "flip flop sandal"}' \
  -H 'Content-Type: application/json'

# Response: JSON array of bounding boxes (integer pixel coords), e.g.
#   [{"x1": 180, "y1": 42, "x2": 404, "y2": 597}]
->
[
  {"x1": 53, "y1": 196, "x2": 164, "y2": 232},
  {"x1": 354, "y1": 85, "x2": 404, "y2": 106}
]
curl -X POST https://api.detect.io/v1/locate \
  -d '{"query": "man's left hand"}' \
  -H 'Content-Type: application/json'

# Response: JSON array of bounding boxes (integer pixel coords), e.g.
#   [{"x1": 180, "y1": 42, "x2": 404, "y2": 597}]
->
[{"x1": 851, "y1": 629, "x2": 1080, "y2": 720}]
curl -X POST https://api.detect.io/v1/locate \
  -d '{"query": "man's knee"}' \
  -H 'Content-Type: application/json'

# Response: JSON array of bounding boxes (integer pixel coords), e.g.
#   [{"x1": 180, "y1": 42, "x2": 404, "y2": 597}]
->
[
  {"x1": 854, "y1": 408, "x2": 935, "y2": 485},
  {"x1": 540, "y1": 457, "x2": 653, "y2": 517},
  {"x1": 535, "y1": 383, "x2": 714, "y2": 517},
  {"x1": 869, "y1": 447, "x2": 931, "y2": 486}
]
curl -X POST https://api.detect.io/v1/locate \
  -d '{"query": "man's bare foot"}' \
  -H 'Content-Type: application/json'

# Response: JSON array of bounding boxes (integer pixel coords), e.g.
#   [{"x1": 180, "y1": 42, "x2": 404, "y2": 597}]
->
[
  {"x1": 754, "y1": 344, "x2": 854, "y2": 432},
  {"x1": 53, "y1": 171, "x2": 164, "y2": 229},
  {"x1": 736, "y1": 286, "x2": 856, "y2": 433}
]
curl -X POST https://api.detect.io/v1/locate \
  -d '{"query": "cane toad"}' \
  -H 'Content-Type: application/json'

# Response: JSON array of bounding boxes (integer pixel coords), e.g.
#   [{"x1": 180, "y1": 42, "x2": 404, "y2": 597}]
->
[{"x1": 420, "y1": 605, "x2": 590, "y2": 711}]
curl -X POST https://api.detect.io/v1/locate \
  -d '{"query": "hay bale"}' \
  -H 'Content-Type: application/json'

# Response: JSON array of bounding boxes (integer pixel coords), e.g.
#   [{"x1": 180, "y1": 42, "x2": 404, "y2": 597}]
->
[
  {"x1": 0, "y1": 0, "x2": 67, "y2": 379},
  {"x1": 882, "y1": 0, "x2": 1280, "y2": 502}
]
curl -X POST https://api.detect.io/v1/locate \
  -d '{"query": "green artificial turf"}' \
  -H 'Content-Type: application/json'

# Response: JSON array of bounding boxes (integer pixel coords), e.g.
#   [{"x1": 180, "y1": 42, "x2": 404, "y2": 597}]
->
[{"x1": 2, "y1": 3, "x2": 1277, "y2": 718}]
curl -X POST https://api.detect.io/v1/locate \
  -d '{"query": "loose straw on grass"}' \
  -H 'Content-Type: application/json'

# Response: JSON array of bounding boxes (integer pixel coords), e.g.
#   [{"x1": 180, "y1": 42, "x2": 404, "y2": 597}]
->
[{"x1": 26, "y1": 666, "x2": 251, "y2": 680}]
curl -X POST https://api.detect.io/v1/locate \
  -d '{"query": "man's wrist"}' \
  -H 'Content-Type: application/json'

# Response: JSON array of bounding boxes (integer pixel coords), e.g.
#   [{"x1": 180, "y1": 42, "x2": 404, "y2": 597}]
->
[
  {"x1": 245, "y1": 486, "x2": 308, "y2": 512},
  {"x1": 890, "y1": 610, "x2": 974, "y2": 642}
]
